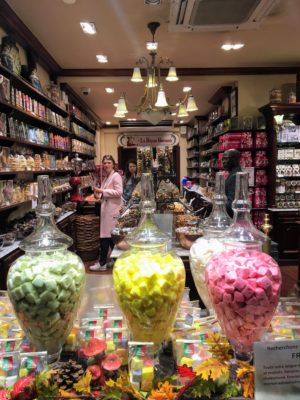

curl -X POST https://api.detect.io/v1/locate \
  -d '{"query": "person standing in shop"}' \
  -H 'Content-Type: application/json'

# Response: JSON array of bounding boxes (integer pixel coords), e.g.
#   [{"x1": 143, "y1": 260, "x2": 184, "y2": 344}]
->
[
  {"x1": 222, "y1": 149, "x2": 242, "y2": 217},
  {"x1": 89, "y1": 155, "x2": 123, "y2": 271},
  {"x1": 122, "y1": 159, "x2": 137, "y2": 204}
]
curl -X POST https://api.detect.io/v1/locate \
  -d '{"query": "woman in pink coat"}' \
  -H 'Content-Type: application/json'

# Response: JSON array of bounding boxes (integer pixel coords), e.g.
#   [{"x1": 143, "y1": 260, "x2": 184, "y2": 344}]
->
[{"x1": 89, "y1": 155, "x2": 123, "y2": 271}]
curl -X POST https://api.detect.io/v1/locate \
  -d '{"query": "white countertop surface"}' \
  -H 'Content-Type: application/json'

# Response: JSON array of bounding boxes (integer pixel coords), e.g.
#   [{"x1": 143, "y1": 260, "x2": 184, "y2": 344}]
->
[{"x1": 111, "y1": 242, "x2": 190, "y2": 259}]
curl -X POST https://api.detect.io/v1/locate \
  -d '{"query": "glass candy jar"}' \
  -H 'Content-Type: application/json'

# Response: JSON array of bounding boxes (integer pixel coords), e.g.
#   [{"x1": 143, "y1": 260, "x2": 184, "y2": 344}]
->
[
  {"x1": 113, "y1": 173, "x2": 185, "y2": 344},
  {"x1": 205, "y1": 242, "x2": 281, "y2": 360},
  {"x1": 189, "y1": 173, "x2": 231, "y2": 313},
  {"x1": 7, "y1": 175, "x2": 85, "y2": 363}
]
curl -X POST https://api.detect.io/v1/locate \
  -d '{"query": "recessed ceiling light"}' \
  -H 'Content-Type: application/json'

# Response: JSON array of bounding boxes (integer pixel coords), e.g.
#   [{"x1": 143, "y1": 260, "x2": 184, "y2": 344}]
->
[
  {"x1": 105, "y1": 88, "x2": 114, "y2": 93},
  {"x1": 183, "y1": 86, "x2": 192, "y2": 92},
  {"x1": 176, "y1": 102, "x2": 180, "y2": 107},
  {"x1": 96, "y1": 54, "x2": 108, "y2": 63},
  {"x1": 127, "y1": 118, "x2": 137, "y2": 121},
  {"x1": 106, "y1": 121, "x2": 111, "y2": 125},
  {"x1": 80, "y1": 22, "x2": 96, "y2": 35},
  {"x1": 171, "y1": 112, "x2": 176, "y2": 116},
  {"x1": 221, "y1": 43, "x2": 244, "y2": 51},
  {"x1": 63, "y1": 0, "x2": 76, "y2": 4},
  {"x1": 113, "y1": 103, "x2": 118, "y2": 107},
  {"x1": 180, "y1": 120, "x2": 185, "y2": 124},
  {"x1": 146, "y1": 41, "x2": 158, "y2": 51}
]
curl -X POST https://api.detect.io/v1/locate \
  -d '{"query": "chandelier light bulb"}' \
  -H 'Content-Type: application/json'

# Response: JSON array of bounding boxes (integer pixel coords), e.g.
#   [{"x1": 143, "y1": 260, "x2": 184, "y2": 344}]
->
[
  {"x1": 186, "y1": 94, "x2": 198, "y2": 112},
  {"x1": 114, "y1": 110, "x2": 126, "y2": 118},
  {"x1": 166, "y1": 66, "x2": 178, "y2": 82},
  {"x1": 116, "y1": 95, "x2": 128, "y2": 114},
  {"x1": 146, "y1": 41, "x2": 158, "y2": 51},
  {"x1": 155, "y1": 86, "x2": 169, "y2": 108},
  {"x1": 177, "y1": 103, "x2": 189, "y2": 118},
  {"x1": 147, "y1": 73, "x2": 157, "y2": 88},
  {"x1": 131, "y1": 67, "x2": 143, "y2": 82}
]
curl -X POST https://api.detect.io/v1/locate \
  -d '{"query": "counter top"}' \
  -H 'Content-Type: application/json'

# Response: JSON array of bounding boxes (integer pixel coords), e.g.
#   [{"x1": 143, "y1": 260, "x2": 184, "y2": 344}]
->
[
  {"x1": 111, "y1": 242, "x2": 191, "y2": 259},
  {"x1": 0, "y1": 210, "x2": 76, "y2": 260}
]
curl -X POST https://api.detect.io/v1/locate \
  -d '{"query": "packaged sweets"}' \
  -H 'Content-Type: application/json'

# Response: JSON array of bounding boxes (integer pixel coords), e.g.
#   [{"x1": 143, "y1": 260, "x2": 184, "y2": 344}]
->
[
  {"x1": 105, "y1": 328, "x2": 129, "y2": 365},
  {"x1": 81, "y1": 317, "x2": 105, "y2": 329},
  {"x1": 79, "y1": 326, "x2": 105, "y2": 348},
  {"x1": 0, "y1": 351, "x2": 20, "y2": 388},
  {"x1": 19, "y1": 351, "x2": 47, "y2": 377},
  {"x1": 106, "y1": 316, "x2": 126, "y2": 329},
  {"x1": 0, "y1": 338, "x2": 23, "y2": 353},
  {"x1": 176, "y1": 339, "x2": 211, "y2": 369},
  {"x1": 128, "y1": 342, "x2": 156, "y2": 392}
]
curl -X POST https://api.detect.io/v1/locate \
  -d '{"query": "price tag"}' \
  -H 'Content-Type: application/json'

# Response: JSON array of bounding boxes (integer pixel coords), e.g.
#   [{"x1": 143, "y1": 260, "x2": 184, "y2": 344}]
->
[{"x1": 254, "y1": 340, "x2": 300, "y2": 399}]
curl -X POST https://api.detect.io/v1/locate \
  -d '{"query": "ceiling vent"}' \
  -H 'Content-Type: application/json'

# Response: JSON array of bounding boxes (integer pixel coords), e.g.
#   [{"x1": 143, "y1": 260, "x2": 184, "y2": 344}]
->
[
  {"x1": 119, "y1": 119, "x2": 173, "y2": 132},
  {"x1": 169, "y1": 0, "x2": 279, "y2": 32}
]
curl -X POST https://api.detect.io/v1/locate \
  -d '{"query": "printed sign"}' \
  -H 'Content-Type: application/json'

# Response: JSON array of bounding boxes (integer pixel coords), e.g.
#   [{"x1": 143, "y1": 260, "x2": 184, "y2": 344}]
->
[
  {"x1": 254, "y1": 340, "x2": 300, "y2": 399},
  {"x1": 118, "y1": 132, "x2": 179, "y2": 147}
]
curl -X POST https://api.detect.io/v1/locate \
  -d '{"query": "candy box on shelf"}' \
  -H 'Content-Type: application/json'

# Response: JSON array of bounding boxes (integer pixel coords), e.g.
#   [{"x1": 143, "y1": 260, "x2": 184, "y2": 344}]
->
[
  {"x1": 240, "y1": 152, "x2": 252, "y2": 167},
  {"x1": 255, "y1": 169, "x2": 268, "y2": 185},
  {"x1": 255, "y1": 131, "x2": 268, "y2": 148},
  {"x1": 254, "y1": 187, "x2": 267, "y2": 208},
  {"x1": 128, "y1": 342, "x2": 157, "y2": 392},
  {"x1": 240, "y1": 132, "x2": 253, "y2": 148},
  {"x1": 254, "y1": 151, "x2": 268, "y2": 167}
]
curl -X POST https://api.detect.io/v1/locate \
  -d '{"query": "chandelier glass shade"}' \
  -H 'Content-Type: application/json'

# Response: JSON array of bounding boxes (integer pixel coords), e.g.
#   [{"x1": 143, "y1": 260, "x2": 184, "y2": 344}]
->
[{"x1": 113, "y1": 22, "x2": 198, "y2": 125}]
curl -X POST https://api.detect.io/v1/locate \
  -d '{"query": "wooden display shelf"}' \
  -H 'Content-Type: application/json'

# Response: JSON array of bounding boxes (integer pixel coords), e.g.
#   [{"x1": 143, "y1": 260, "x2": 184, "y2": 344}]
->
[
  {"x1": 0, "y1": 64, "x2": 68, "y2": 117},
  {"x1": 213, "y1": 129, "x2": 267, "y2": 140},
  {"x1": 0, "y1": 200, "x2": 32, "y2": 212},
  {"x1": 70, "y1": 150, "x2": 95, "y2": 158},
  {"x1": 0, "y1": 169, "x2": 73, "y2": 176},
  {"x1": 71, "y1": 114, "x2": 96, "y2": 134},
  {"x1": 71, "y1": 133, "x2": 95, "y2": 146},
  {"x1": 0, "y1": 136, "x2": 70, "y2": 153},
  {"x1": 0, "y1": 100, "x2": 71, "y2": 136},
  {"x1": 277, "y1": 142, "x2": 300, "y2": 147}
]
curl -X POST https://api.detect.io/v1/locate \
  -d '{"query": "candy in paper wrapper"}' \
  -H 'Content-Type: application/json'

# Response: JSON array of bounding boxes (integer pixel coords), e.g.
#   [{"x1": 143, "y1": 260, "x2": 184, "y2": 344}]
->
[
  {"x1": 205, "y1": 248, "x2": 281, "y2": 353},
  {"x1": 128, "y1": 342, "x2": 156, "y2": 392},
  {"x1": 176, "y1": 339, "x2": 211, "y2": 369},
  {"x1": 105, "y1": 328, "x2": 129, "y2": 365},
  {"x1": 0, "y1": 351, "x2": 20, "y2": 388},
  {"x1": 81, "y1": 317, "x2": 105, "y2": 329},
  {"x1": 19, "y1": 351, "x2": 47, "y2": 377}
]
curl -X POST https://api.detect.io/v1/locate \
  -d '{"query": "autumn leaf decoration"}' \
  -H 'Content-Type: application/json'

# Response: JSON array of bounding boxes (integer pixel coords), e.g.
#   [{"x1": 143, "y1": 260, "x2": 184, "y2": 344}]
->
[
  {"x1": 236, "y1": 362, "x2": 255, "y2": 399},
  {"x1": 148, "y1": 381, "x2": 177, "y2": 400},
  {"x1": 206, "y1": 332, "x2": 232, "y2": 362},
  {"x1": 105, "y1": 370, "x2": 144, "y2": 400},
  {"x1": 194, "y1": 358, "x2": 228, "y2": 381},
  {"x1": 73, "y1": 370, "x2": 92, "y2": 394}
]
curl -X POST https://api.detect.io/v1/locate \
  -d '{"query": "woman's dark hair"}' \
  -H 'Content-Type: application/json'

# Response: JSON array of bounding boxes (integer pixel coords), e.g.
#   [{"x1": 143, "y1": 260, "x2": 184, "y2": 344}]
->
[
  {"x1": 125, "y1": 159, "x2": 137, "y2": 180},
  {"x1": 102, "y1": 154, "x2": 116, "y2": 167}
]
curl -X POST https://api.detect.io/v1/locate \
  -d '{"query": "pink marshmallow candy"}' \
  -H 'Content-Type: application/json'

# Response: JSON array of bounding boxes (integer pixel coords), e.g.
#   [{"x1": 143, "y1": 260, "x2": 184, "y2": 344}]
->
[{"x1": 206, "y1": 248, "x2": 282, "y2": 352}]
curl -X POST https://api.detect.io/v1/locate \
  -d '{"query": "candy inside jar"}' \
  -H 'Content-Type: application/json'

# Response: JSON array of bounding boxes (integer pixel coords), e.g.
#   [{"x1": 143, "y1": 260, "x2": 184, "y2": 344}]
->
[
  {"x1": 7, "y1": 175, "x2": 85, "y2": 363},
  {"x1": 113, "y1": 173, "x2": 185, "y2": 344},
  {"x1": 205, "y1": 242, "x2": 281, "y2": 361}
]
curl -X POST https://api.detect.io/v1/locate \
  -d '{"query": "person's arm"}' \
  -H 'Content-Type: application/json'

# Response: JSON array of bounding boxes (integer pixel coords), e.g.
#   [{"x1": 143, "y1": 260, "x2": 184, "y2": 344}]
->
[{"x1": 102, "y1": 173, "x2": 123, "y2": 198}]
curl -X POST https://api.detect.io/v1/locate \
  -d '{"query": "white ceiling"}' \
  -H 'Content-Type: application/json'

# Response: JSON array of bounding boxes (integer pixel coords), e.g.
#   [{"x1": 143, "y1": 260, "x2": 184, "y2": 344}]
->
[{"x1": 5, "y1": 0, "x2": 300, "y2": 124}]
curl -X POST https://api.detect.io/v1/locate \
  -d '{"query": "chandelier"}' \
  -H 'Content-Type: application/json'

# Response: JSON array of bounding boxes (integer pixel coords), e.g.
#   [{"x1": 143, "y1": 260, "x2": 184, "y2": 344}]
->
[{"x1": 113, "y1": 22, "x2": 198, "y2": 125}]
